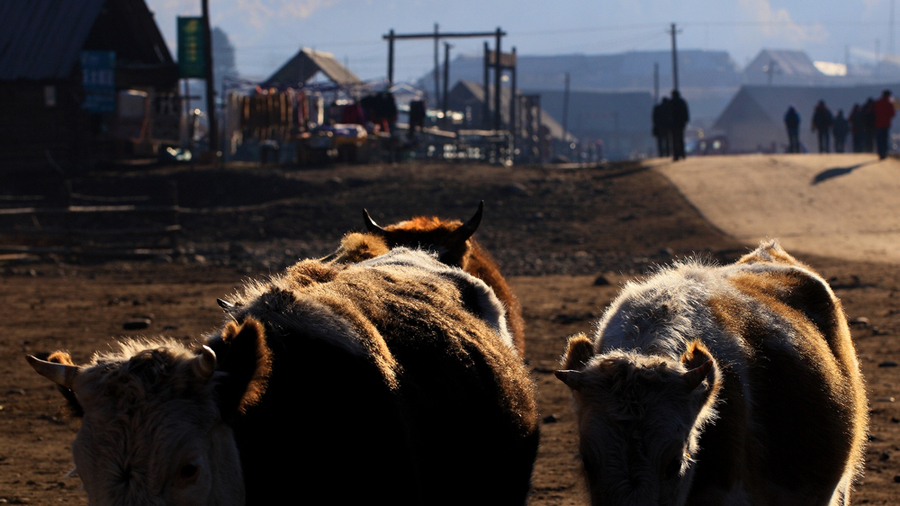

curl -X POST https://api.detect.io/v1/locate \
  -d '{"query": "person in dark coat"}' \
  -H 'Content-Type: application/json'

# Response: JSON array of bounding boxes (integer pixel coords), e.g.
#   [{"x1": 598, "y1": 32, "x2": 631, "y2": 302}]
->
[
  {"x1": 652, "y1": 97, "x2": 672, "y2": 157},
  {"x1": 811, "y1": 100, "x2": 833, "y2": 153},
  {"x1": 784, "y1": 105, "x2": 800, "y2": 153},
  {"x1": 669, "y1": 90, "x2": 689, "y2": 161},
  {"x1": 832, "y1": 109, "x2": 849, "y2": 153},
  {"x1": 873, "y1": 89, "x2": 896, "y2": 159},
  {"x1": 863, "y1": 98, "x2": 876, "y2": 152},
  {"x1": 849, "y1": 104, "x2": 863, "y2": 153}
]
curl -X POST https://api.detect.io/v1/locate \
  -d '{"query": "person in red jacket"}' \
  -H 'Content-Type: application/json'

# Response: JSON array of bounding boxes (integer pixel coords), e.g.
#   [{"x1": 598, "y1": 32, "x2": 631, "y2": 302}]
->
[{"x1": 873, "y1": 89, "x2": 896, "y2": 159}]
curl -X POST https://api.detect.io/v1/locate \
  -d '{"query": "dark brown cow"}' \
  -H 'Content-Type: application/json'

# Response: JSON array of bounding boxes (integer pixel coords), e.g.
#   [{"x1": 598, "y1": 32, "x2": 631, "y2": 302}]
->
[
  {"x1": 29, "y1": 248, "x2": 539, "y2": 506},
  {"x1": 324, "y1": 202, "x2": 526, "y2": 356},
  {"x1": 556, "y1": 241, "x2": 867, "y2": 506}
]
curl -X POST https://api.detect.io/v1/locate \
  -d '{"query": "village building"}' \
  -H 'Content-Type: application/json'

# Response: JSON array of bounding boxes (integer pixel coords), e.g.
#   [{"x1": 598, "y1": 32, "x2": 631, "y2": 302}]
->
[
  {"x1": 712, "y1": 83, "x2": 900, "y2": 153},
  {"x1": 535, "y1": 90, "x2": 654, "y2": 160},
  {"x1": 0, "y1": 0, "x2": 180, "y2": 172}
]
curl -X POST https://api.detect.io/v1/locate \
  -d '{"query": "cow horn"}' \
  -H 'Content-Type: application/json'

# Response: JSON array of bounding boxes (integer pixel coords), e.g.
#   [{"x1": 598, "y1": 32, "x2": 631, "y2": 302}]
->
[
  {"x1": 449, "y1": 201, "x2": 483, "y2": 243},
  {"x1": 555, "y1": 369, "x2": 584, "y2": 391},
  {"x1": 192, "y1": 345, "x2": 217, "y2": 382},
  {"x1": 683, "y1": 359, "x2": 713, "y2": 392},
  {"x1": 362, "y1": 209, "x2": 388, "y2": 235},
  {"x1": 27, "y1": 355, "x2": 79, "y2": 390}
]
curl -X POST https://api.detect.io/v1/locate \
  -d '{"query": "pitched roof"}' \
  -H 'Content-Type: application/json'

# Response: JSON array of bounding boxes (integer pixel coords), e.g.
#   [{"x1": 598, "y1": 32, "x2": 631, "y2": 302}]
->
[
  {"x1": 741, "y1": 49, "x2": 827, "y2": 85},
  {"x1": 535, "y1": 89, "x2": 654, "y2": 134},
  {"x1": 0, "y1": 0, "x2": 106, "y2": 80},
  {"x1": 714, "y1": 83, "x2": 900, "y2": 130},
  {"x1": 418, "y1": 50, "x2": 741, "y2": 92},
  {"x1": 448, "y1": 80, "x2": 575, "y2": 142},
  {"x1": 712, "y1": 83, "x2": 900, "y2": 152},
  {"x1": 262, "y1": 48, "x2": 364, "y2": 89}
]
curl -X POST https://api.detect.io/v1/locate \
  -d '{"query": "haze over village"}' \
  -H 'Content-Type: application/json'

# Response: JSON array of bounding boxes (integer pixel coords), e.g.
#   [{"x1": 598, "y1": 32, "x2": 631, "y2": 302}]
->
[{"x1": 143, "y1": 0, "x2": 900, "y2": 159}]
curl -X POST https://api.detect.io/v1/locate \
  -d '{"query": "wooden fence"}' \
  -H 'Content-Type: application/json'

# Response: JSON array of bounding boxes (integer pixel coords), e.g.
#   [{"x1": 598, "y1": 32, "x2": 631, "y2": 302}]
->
[{"x1": 0, "y1": 181, "x2": 180, "y2": 261}]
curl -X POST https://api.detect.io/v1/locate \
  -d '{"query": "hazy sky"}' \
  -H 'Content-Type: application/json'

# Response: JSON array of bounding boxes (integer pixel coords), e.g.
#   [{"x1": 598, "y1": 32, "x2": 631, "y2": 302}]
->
[{"x1": 146, "y1": 0, "x2": 900, "y2": 82}]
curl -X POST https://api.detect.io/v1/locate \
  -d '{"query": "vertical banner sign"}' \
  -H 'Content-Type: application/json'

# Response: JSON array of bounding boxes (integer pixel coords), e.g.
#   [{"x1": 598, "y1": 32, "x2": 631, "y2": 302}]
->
[
  {"x1": 81, "y1": 51, "x2": 116, "y2": 113},
  {"x1": 178, "y1": 17, "x2": 206, "y2": 78}
]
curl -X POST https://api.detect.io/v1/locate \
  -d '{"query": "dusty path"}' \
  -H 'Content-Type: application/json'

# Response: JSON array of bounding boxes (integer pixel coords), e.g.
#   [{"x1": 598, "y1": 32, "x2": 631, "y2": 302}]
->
[
  {"x1": 655, "y1": 153, "x2": 900, "y2": 264},
  {"x1": 2, "y1": 161, "x2": 898, "y2": 505}
]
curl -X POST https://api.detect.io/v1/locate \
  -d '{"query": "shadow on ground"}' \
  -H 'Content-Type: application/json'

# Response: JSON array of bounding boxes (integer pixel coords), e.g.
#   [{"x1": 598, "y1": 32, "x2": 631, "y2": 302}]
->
[{"x1": 811, "y1": 160, "x2": 878, "y2": 185}]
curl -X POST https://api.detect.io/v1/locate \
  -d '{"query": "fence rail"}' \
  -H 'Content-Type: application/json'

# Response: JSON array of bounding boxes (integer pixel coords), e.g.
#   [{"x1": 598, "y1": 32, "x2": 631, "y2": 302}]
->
[{"x1": 0, "y1": 180, "x2": 180, "y2": 260}]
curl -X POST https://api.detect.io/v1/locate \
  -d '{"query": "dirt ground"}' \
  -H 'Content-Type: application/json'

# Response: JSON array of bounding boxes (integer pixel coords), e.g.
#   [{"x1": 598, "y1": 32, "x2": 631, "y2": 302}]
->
[{"x1": 1, "y1": 160, "x2": 899, "y2": 505}]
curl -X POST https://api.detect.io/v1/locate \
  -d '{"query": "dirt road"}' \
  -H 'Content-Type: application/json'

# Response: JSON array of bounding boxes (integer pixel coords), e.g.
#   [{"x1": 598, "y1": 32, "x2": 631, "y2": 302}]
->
[
  {"x1": 1, "y1": 159, "x2": 898, "y2": 505},
  {"x1": 656, "y1": 153, "x2": 900, "y2": 263}
]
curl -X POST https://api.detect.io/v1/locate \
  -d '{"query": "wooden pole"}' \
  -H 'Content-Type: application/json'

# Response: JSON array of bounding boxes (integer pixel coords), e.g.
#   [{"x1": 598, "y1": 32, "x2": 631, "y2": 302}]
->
[
  {"x1": 443, "y1": 42, "x2": 451, "y2": 128},
  {"x1": 653, "y1": 62, "x2": 659, "y2": 103},
  {"x1": 202, "y1": 0, "x2": 218, "y2": 160},
  {"x1": 434, "y1": 23, "x2": 440, "y2": 107},
  {"x1": 494, "y1": 27, "x2": 502, "y2": 131},
  {"x1": 510, "y1": 47, "x2": 517, "y2": 159},
  {"x1": 483, "y1": 42, "x2": 490, "y2": 129},
  {"x1": 387, "y1": 29, "x2": 395, "y2": 87},
  {"x1": 562, "y1": 72, "x2": 570, "y2": 149},
  {"x1": 670, "y1": 23, "x2": 679, "y2": 91}
]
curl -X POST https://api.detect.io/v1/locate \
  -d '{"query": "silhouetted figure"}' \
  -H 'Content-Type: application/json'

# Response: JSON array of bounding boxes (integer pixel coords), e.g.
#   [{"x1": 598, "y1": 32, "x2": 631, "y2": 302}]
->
[
  {"x1": 784, "y1": 105, "x2": 800, "y2": 153},
  {"x1": 408, "y1": 99, "x2": 426, "y2": 140},
  {"x1": 652, "y1": 97, "x2": 672, "y2": 157},
  {"x1": 863, "y1": 98, "x2": 876, "y2": 152},
  {"x1": 811, "y1": 100, "x2": 833, "y2": 153},
  {"x1": 849, "y1": 103, "x2": 863, "y2": 153},
  {"x1": 873, "y1": 89, "x2": 896, "y2": 159},
  {"x1": 669, "y1": 90, "x2": 689, "y2": 161},
  {"x1": 832, "y1": 109, "x2": 849, "y2": 153}
]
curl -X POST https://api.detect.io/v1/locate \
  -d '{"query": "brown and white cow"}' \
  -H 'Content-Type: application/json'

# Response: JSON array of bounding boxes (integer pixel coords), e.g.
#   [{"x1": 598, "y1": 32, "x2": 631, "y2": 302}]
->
[
  {"x1": 556, "y1": 241, "x2": 867, "y2": 506},
  {"x1": 322, "y1": 201, "x2": 527, "y2": 356},
  {"x1": 29, "y1": 248, "x2": 539, "y2": 506}
]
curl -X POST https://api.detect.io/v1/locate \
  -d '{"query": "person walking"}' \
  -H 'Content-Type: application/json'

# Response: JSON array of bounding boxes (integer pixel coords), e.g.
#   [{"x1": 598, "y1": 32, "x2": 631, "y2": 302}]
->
[
  {"x1": 811, "y1": 100, "x2": 833, "y2": 153},
  {"x1": 873, "y1": 89, "x2": 896, "y2": 159},
  {"x1": 832, "y1": 109, "x2": 849, "y2": 153},
  {"x1": 784, "y1": 105, "x2": 800, "y2": 153},
  {"x1": 669, "y1": 90, "x2": 689, "y2": 161},
  {"x1": 849, "y1": 103, "x2": 863, "y2": 152},
  {"x1": 863, "y1": 98, "x2": 876, "y2": 152},
  {"x1": 652, "y1": 97, "x2": 672, "y2": 157}
]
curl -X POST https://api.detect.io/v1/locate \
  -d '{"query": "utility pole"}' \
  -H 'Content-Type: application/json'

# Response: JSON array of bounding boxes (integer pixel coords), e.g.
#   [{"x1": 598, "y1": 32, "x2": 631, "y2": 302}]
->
[
  {"x1": 886, "y1": 0, "x2": 894, "y2": 56},
  {"x1": 202, "y1": 0, "x2": 218, "y2": 159},
  {"x1": 434, "y1": 23, "x2": 440, "y2": 107},
  {"x1": 562, "y1": 72, "x2": 570, "y2": 150},
  {"x1": 443, "y1": 42, "x2": 452, "y2": 128},
  {"x1": 483, "y1": 42, "x2": 490, "y2": 129},
  {"x1": 387, "y1": 29, "x2": 395, "y2": 86},
  {"x1": 669, "y1": 23, "x2": 681, "y2": 91},
  {"x1": 494, "y1": 27, "x2": 502, "y2": 131},
  {"x1": 845, "y1": 44, "x2": 851, "y2": 76},
  {"x1": 653, "y1": 62, "x2": 659, "y2": 103}
]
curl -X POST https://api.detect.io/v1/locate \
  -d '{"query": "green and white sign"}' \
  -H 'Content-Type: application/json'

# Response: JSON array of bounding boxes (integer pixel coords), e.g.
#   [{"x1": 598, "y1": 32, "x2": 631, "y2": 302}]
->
[{"x1": 177, "y1": 17, "x2": 205, "y2": 78}]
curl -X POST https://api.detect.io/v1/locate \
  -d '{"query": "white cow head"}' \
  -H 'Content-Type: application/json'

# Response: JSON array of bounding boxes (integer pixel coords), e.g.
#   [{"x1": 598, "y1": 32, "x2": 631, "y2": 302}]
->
[
  {"x1": 557, "y1": 335, "x2": 721, "y2": 506},
  {"x1": 28, "y1": 318, "x2": 271, "y2": 506}
]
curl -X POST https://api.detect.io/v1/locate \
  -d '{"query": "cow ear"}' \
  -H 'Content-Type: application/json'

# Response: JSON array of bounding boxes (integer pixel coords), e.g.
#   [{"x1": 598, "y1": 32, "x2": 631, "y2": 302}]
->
[
  {"x1": 680, "y1": 341, "x2": 721, "y2": 400},
  {"x1": 213, "y1": 318, "x2": 272, "y2": 417},
  {"x1": 561, "y1": 333, "x2": 594, "y2": 371},
  {"x1": 27, "y1": 351, "x2": 84, "y2": 417}
]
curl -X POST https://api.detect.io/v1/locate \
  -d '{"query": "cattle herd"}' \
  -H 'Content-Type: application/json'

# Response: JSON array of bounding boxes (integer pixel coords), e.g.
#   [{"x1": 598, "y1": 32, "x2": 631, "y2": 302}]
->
[{"x1": 28, "y1": 204, "x2": 868, "y2": 506}]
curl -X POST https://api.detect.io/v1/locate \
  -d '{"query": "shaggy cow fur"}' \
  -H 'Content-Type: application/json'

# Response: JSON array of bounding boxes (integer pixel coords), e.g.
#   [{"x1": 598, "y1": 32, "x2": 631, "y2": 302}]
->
[
  {"x1": 557, "y1": 241, "x2": 867, "y2": 506},
  {"x1": 29, "y1": 249, "x2": 539, "y2": 506},
  {"x1": 322, "y1": 202, "x2": 527, "y2": 356}
]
